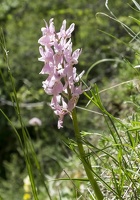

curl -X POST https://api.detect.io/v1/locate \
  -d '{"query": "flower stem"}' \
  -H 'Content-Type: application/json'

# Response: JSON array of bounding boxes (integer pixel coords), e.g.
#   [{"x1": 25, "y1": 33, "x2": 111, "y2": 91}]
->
[{"x1": 71, "y1": 108, "x2": 103, "y2": 200}]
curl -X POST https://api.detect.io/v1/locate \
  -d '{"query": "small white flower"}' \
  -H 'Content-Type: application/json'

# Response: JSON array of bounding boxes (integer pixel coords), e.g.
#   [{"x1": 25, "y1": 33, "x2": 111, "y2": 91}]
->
[
  {"x1": 29, "y1": 117, "x2": 42, "y2": 126},
  {"x1": 23, "y1": 176, "x2": 31, "y2": 193}
]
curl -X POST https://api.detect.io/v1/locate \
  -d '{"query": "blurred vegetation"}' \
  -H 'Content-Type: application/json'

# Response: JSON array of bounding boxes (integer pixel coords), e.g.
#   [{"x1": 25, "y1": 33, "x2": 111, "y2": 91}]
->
[{"x1": 0, "y1": 0, "x2": 140, "y2": 199}]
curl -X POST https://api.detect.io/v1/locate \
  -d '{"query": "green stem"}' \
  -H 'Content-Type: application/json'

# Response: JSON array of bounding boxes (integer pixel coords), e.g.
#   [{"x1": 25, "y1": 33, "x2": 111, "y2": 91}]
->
[{"x1": 71, "y1": 108, "x2": 104, "y2": 200}]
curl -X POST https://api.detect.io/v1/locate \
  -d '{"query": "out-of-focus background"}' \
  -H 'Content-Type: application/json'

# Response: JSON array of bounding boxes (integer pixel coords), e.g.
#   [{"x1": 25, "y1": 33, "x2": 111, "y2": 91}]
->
[{"x1": 0, "y1": 0, "x2": 139, "y2": 199}]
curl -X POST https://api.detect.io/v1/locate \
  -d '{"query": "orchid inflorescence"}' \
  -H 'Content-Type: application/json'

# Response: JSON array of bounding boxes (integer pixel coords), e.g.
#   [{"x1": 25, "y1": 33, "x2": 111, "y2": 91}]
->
[{"x1": 38, "y1": 18, "x2": 84, "y2": 128}]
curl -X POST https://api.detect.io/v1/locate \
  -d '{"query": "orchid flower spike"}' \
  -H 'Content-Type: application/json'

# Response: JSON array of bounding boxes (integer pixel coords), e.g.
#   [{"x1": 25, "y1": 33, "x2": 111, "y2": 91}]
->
[{"x1": 38, "y1": 18, "x2": 84, "y2": 128}]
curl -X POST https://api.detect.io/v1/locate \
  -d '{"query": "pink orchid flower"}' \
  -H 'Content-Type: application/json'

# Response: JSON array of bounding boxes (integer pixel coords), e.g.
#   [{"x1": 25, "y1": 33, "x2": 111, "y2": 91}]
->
[{"x1": 38, "y1": 19, "x2": 84, "y2": 128}]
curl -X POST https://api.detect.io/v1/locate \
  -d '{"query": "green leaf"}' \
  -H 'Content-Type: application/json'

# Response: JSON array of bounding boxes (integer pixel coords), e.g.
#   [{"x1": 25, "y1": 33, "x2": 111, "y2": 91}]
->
[{"x1": 129, "y1": 16, "x2": 140, "y2": 25}]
